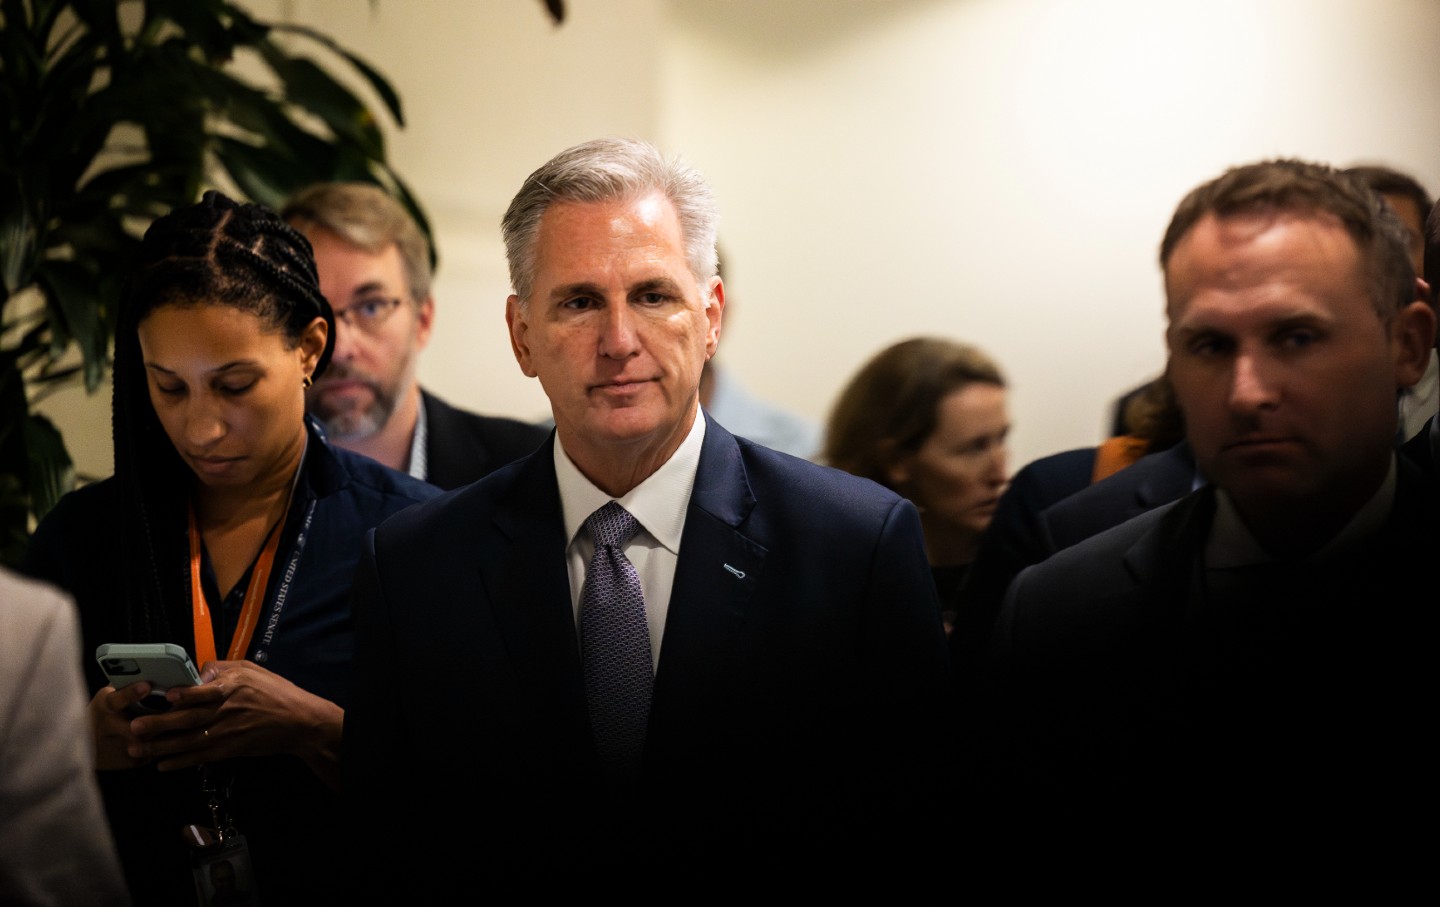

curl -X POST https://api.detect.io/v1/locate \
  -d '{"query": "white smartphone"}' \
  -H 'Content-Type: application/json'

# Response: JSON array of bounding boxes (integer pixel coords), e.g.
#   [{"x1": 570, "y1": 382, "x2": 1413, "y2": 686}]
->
[{"x1": 96, "y1": 643, "x2": 202, "y2": 715}]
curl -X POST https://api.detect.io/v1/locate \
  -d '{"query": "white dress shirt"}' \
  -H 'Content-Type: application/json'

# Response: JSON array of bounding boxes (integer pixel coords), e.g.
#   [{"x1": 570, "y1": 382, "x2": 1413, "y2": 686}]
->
[{"x1": 554, "y1": 409, "x2": 706, "y2": 668}]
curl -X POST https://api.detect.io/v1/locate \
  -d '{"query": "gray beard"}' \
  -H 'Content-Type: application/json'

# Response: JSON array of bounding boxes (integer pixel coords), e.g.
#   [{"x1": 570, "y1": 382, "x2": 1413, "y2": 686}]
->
[{"x1": 311, "y1": 389, "x2": 395, "y2": 441}]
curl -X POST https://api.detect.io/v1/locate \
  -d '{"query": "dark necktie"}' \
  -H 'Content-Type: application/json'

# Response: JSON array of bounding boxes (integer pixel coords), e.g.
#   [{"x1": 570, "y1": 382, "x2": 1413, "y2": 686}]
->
[{"x1": 580, "y1": 502, "x2": 653, "y2": 780}]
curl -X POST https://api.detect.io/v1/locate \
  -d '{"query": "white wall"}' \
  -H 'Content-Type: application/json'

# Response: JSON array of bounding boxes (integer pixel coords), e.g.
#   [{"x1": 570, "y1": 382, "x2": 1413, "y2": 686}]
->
[
  {"x1": 660, "y1": 0, "x2": 1440, "y2": 467},
  {"x1": 42, "y1": 0, "x2": 1440, "y2": 478}
]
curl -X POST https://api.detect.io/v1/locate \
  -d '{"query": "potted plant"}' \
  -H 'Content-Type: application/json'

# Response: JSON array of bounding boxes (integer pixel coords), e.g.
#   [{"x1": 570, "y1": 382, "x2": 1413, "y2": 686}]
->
[{"x1": 0, "y1": 0, "x2": 565, "y2": 565}]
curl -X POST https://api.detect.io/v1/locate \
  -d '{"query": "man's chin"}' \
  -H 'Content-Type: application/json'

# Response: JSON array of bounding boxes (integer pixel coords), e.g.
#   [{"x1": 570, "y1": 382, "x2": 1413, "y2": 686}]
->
[{"x1": 313, "y1": 408, "x2": 385, "y2": 441}]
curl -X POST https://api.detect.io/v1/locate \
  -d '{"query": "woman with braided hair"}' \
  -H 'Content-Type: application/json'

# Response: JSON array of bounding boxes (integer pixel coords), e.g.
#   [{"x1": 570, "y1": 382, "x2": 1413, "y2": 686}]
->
[{"x1": 23, "y1": 191, "x2": 439, "y2": 904}]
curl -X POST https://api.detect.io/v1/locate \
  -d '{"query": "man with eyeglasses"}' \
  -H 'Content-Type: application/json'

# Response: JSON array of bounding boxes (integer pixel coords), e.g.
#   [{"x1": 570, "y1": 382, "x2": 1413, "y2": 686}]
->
[{"x1": 282, "y1": 182, "x2": 549, "y2": 490}]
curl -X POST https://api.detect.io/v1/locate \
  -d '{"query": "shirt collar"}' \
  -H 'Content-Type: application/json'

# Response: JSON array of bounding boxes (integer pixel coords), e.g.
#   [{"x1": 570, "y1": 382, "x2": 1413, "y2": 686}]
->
[
  {"x1": 408, "y1": 394, "x2": 428, "y2": 482},
  {"x1": 1206, "y1": 455, "x2": 1397, "y2": 568},
  {"x1": 554, "y1": 407, "x2": 707, "y2": 553}
]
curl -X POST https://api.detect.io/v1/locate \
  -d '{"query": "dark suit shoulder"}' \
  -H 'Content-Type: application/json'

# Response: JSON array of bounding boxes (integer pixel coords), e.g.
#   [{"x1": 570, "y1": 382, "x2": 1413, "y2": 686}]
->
[
  {"x1": 1400, "y1": 414, "x2": 1437, "y2": 479},
  {"x1": 421, "y1": 389, "x2": 550, "y2": 490},
  {"x1": 1006, "y1": 447, "x2": 1099, "y2": 510},
  {"x1": 324, "y1": 442, "x2": 443, "y2": 507},
  {"x1": 21, "y1": 479, "x2": 120, "y2": 589},
  {"x1": 947, "y1": 447, "x2": 1096, "y2": 662},
  {"x1": 729, "y1": 432, "x2": 912, "y2": 526},
  {"x1": 369, "y1": 441, "x2": 547, "y2": 549},
  {"x1": 1039, "y1": 442, "x2": 1195, "y2": 553},
  {"x1": 1006, "y1": 499, "x2": 1176, "y2": 627}
]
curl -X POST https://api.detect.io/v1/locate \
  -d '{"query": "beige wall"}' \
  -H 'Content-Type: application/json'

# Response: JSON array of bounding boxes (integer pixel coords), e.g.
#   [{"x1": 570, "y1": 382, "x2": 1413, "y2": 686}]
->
[{"x1": 42, "y1": 0, "x2": 1440, "y2": 478}]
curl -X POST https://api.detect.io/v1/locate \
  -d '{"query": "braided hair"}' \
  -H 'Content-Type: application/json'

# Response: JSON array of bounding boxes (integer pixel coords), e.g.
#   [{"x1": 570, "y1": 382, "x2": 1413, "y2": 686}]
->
[{"x1": 110, "y1": 190, "x2": 336, "y2": 644}]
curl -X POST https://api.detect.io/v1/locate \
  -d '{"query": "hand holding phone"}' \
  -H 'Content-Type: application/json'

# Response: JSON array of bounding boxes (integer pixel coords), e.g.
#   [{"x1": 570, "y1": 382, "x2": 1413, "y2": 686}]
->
[{"x1": 96, "y1": 643, "x2": 202, "y2": 716}]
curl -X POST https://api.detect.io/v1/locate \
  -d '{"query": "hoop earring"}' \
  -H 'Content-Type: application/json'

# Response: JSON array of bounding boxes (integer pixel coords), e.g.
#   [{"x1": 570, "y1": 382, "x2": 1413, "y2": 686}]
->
[{"x1": 303, "y1": 374, "x2": 313, "y2": 388}]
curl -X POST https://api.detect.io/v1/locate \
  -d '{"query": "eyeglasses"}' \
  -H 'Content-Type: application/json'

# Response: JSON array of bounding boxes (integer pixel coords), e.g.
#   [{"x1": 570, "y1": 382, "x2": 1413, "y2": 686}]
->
[{"x1": 332, "y1": 296, "x2": 404, "y2": 333}]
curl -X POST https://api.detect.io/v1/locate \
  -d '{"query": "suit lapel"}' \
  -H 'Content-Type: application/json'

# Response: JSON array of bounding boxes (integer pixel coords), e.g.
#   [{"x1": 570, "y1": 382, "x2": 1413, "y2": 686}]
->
[
  {"x1": 484, "y1": 442, "x2": 591, "y2": 744},
  {"x1": 1122, "y1": 484, "x2": 1212, "y2": 598},
  {"x1": 651, "y1": 417, "x2": 768, "y2": 718}
]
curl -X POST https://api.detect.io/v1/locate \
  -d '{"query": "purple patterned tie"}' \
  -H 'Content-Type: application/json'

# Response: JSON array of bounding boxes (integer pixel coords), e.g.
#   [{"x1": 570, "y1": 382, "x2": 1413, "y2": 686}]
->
[{"x1": 580, "y1": 502, "x2": 653, "y2": 779}]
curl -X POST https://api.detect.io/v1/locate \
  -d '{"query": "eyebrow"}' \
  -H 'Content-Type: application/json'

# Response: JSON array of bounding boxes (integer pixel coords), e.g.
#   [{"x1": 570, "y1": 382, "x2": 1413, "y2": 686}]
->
[
  {"x1": 545, "y1": 277, "x2": 685, "y2": 303},
  {"x1": 630, "y1": 277, "x2": 683, "y2": 296},
  {"x1": 343, "y1": 281, "x2": 391, "y2": 300},
  {"x1": 144, "y1": 360, "x2": 261, "y2": 376}
]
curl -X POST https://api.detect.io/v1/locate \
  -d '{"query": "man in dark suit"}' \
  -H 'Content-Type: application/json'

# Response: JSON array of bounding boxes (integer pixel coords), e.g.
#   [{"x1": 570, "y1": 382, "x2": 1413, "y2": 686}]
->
[
  {"x1": 343, "y1": 138, "x2": 952, "y2": 895},
  {"x1": 980, "y1": 159, "x2": 1438, "y2": 888},
  {"x1": 951, "y1": 441, "x2": 1197, "y2": 666},
  {"x1": 283, "y1": 182, "x2": 548, "y2": 489}
]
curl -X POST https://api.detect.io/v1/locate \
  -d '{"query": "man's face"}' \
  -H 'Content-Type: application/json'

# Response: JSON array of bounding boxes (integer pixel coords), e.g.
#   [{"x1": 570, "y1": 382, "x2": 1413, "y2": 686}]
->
[
  {"x1": 1165, "y1": 210, "x2": 1430, "y2": 526},
  {"x1": 506, "y1": 193, "x2": 722, "y2": 482},
  {"x1": 303, "y1": 227, "x2": 432, "y2": 439}
]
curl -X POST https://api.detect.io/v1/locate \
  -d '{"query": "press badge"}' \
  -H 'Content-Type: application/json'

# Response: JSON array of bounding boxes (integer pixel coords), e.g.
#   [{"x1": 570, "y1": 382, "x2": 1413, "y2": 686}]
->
[{"x1": 185, "y1": 824, "x2": 262, "y2": 906}]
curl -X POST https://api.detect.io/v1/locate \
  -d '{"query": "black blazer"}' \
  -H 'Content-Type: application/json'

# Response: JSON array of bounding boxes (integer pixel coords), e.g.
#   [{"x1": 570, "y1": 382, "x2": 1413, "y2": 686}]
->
[
  {"x1": 951, "y1": 444, "x2": 1194, "y2": 669},
  {"x1": 420, "y1": 389, "x2": 550, "y2": 490},
  {"x1": 344, "y1": 414, "x2": 954, "y2": 895},
  {"x1": 980, "y1": 459, "x2": 1440, "y2": 887},
  {"x1": 1401, "y1": 412, "x2": 1437, "y2": 478},
  {"x1": 1037, "y1": 441, "x2": 1197, "y2": 551}
]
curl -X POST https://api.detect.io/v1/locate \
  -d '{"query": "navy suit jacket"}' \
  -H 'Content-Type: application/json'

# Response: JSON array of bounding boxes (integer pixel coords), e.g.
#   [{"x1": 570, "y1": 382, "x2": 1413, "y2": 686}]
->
[
  {"x1": 344, "y1": 415, "x2": 952, "y2": 894},
  {"x1": 420, "y1": 389, "x2": 550, "y2": 490},
  {"x1": 1037, "y1": 441, "x2": 1196, "y2": 552}
]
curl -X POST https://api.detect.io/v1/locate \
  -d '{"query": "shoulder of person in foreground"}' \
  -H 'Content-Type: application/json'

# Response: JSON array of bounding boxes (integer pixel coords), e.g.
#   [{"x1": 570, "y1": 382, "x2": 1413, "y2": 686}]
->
[{"x1": 0, "y1": 568, "x2": 129, "y2": 906}]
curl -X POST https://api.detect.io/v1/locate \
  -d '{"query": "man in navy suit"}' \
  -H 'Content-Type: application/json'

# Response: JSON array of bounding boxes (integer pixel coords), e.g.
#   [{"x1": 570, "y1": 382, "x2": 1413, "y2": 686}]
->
[
  {"x1": 343, "y1": 138, "x2": 952, "y2": 895},
  {"x1": 981, "y1": 160, "x2": 1438, "y2": 890}
]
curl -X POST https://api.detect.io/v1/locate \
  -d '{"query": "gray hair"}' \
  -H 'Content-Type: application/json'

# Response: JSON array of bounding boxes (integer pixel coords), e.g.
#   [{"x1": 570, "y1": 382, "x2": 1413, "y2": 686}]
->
[
  {"x1": 501, "y1": 137, "x2": 720, "y2": 302},
  {"x1": 281, "y1": 181, "x2": 433, "y2": 303}
]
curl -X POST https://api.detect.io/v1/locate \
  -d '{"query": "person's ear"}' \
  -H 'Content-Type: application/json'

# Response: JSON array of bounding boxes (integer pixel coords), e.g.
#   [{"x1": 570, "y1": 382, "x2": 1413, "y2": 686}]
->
[
  {"x1": 507, "y1": 295, "x2": 538, "y2": 378},
  {"x1": 1393, "y1": 295, "x2": 1437, "y2": 388},
  {"x1": 413, "y1": 295, "x2": 435, "y2": 351},
  {"x1": 298, "y1": 316, "x2": 328, "y2": 379},
  {"x1": 702, "y1": 276, "x2": 724, "y2": 361}
]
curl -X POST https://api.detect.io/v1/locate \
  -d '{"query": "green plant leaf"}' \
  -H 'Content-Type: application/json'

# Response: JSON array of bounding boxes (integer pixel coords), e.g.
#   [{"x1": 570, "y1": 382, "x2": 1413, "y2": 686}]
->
[
  {"x1": 22, "y1": 411, "x2": 74, "y2": 522},
  {"x1": 212, "y1": 135, "x2": 332, "y2": 209},
  {"x1": 254, "y1": 42, "x2": 385, "y2": 159},
  {"x1": 34, "y1": 259, "x2": 106, "y2": 391},
  {"x1": 268, "y1": 23, "x2": 405, "y2": 127}
]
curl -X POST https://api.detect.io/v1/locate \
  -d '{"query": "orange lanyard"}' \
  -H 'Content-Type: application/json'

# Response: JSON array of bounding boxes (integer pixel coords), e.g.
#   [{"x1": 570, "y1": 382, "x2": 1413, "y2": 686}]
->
[{"x1": 188, "y1": 496, "x2": 293, "y2": 667}]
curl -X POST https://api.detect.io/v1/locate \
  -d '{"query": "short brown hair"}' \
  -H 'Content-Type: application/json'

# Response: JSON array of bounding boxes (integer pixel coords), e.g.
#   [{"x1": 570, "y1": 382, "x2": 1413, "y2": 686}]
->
[
  {"x1": 1344, "y1": 164, "x2": 1432, "y2": 225},
  {"x1": 823, "y1": 337, "x2": 1004, "y2": 490},
  {"x1": 281, "y1": 181, "x2": 433, "y2": 303},
  {"x1": 1160, "y1": 158, "x2": 1415, "y2": 319}
]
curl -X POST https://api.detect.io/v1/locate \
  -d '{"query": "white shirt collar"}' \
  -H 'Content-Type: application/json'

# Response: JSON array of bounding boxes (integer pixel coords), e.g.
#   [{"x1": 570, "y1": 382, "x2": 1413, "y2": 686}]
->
[
  {"x1": 554, "y1": 407, "x2": 707, "y2": 552},
  {"x1": 408, "y1": 393, "x2": 428, "y2": 482}
]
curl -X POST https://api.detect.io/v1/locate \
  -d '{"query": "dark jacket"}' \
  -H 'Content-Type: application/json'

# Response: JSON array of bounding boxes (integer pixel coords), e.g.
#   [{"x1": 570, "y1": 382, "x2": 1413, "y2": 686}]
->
[
  {"x1": 421, "y1": 389, "x2": 549, "y2": 490},
  {"x1": 345, "y1": 414, "x2": 955, "y2": 895},
  {"x1": 22, "y1": 427, "x2": 439, "y2": 906},
  {"x1": 980, "y1": 458, "x2": 1439, "y2": 889}
]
